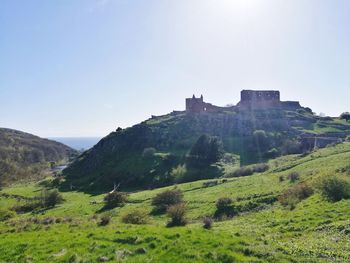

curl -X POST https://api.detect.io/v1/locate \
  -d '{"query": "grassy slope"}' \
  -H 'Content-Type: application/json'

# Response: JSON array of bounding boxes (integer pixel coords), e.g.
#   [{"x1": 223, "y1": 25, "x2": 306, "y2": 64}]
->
[{"x1": 1, "y1": 143, "x2": 350, "y2": 262}]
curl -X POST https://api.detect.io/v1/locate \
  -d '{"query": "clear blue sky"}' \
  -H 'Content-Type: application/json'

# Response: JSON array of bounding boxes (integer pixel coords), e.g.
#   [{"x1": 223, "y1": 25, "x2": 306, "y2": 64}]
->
[{"x1": 1, "y1": 0, "x2": 349, "y2": 137}]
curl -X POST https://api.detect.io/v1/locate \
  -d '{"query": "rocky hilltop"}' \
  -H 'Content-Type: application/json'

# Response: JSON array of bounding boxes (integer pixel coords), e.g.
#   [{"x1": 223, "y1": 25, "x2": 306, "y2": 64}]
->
[{"x1": 64, "y1": 91, "x2": 350, "y2": 192}]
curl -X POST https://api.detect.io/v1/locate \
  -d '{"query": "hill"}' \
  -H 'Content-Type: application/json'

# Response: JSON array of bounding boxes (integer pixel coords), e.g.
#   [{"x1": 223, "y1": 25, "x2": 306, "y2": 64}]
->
[
  {"x1": 1, "y1": 142, "x2": 350, "y2": 262},
  {"x1": 64, "y1": 104, "x2": 350, "y2": 192},
  {"x1": 0, "y1": 128, "x2": 76, "y2": 186}
]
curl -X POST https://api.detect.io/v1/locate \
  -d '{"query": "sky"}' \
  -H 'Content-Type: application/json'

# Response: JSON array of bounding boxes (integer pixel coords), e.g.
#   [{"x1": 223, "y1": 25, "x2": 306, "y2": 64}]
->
[{"x1": 1, "y1": 0, "x2": 349, "y2": 137}]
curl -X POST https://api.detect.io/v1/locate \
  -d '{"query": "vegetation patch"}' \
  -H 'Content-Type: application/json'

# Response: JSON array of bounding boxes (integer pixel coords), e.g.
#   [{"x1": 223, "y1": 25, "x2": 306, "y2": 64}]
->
[
  {"x1": 316, "y1": 176, "x2": 350, "y2": 202},
  {"x1": 151, "y1": 189, "x2": 183, "y2": 214},
  {"x1": 122, "y1": 209, "x2": 150, "y2": 225},
  {"x1": 278, "y1": 183, "x2": 314, "y2": 209}
]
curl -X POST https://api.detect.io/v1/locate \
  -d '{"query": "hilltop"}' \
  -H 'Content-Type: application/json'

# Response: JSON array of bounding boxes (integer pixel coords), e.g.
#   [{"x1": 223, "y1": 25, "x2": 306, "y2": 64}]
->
[
  {"x1": 0, "y1": 128, "x2": 76, "y2": 186},
  {"x1": 64, "y1": 91, "x2": 350, "y2": 192},
  {"x1": 1, "y1": 142, "x2": 350, "y2": 262}
]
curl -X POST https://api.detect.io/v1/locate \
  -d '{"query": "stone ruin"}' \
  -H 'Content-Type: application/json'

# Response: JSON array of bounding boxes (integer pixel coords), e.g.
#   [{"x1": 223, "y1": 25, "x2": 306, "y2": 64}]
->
[{"x1": 186, "y1": 90, "x2": 302, "y2": 113}]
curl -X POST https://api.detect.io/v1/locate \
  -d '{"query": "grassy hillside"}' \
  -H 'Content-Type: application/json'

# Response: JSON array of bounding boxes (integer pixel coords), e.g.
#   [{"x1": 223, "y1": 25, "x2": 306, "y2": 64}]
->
[
  {"x1": 1, "y1": 142, "x2": 350, "y2": 262},
  {"x1": 64, "y1": 109, "x2": 350, "y2": 191},
  {"x1": 0, "y1": 128, "x2": 77, "y2": 186}
]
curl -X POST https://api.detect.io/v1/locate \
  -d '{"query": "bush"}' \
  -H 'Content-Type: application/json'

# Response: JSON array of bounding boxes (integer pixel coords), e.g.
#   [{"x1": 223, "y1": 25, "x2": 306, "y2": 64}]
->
[
  {"x1": 122, "y1": 209, "x2": 149, "y2": 225},
  {"x1": 230, "y1": 166, "x2": 253, "y2": 177},
  {"x1": 215, "y1": 197, "x2": 237, "y2": 219},
  {"x1": 11, "y1": 189, "x2": 63, "y2": 213},
  {"x1": 0, "y1": 208, "x2": 15, "y2": 221},
  {"x1": 202, "y1": 180, "x2": 219, "y2": 188},
  {"x1": 288, "y1": 172, "x2": 300, "y2": 183},
  {"x1": 227, "y1": 163, "x2": 269, "y2": 178},
  {"x1": 202, "y1": 216, "x2": 213, "y2": 229},
  {"x1": 253, "y1": 163, "x2": 269, "y2": 173},
  {"x1": 103, "y1": 191, "x2": 128, "y2": 209},
  {"x1": 278, "y1": 183, "x2": 314, "y2": 209},
  {"x1": 99, "y1": 214, "x2": 111, "y2": 226},
  {"x1": 316, "y1": 176, "x2": 350, "y2": 202},
  {"x1": 42, "y1": 189, "x2": 63, "y2": 208},
  {"x1": 12, "y1": 201, "x2": 42, "y2": 213},
  {"x1": 346, "y1": 136, "x2": 350, "y2": 142},
  {"x1": 166, "y1": 203, "x2": 187, "y2": 227},
  {"x1": 152, "y1": 189, "x2": 183, "y2": 213}
]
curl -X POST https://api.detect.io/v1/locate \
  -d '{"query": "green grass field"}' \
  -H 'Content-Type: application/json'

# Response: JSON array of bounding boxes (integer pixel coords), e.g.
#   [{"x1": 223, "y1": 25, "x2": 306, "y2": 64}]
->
[{"x1": 1, "y1": 143, "x2": 350, "y2": 262}]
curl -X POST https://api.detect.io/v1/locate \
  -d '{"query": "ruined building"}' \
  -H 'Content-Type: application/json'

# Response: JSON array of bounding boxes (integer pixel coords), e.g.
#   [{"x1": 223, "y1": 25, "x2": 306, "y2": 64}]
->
[{"x1": 186, "y1": 90, "x2": 302, "y2": 113}]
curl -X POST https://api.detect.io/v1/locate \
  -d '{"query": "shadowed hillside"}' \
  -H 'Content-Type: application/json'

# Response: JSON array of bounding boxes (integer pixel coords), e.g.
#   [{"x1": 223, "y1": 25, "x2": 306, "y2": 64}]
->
[
  {"x1": 0, "y1": 128, "x2": 77, "y2": 186},
  {"x1": 64, "y1": 107, "x2": 350, "y2": 192}
]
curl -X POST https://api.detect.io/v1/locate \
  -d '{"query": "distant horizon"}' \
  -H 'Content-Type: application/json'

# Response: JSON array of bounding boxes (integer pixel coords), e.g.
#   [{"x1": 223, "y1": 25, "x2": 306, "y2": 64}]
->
[{"x1": 1, "y1": 0, "x2": 349, "y2": 137}]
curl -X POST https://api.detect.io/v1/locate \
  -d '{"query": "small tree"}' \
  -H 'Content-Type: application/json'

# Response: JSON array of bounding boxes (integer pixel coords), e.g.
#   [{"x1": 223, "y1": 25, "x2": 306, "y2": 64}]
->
[
  {"x1": 340, "y1": 112, "x2": 350, "y2": 122},
  {"x1": 167, "y1": 203, "x2": 187, "y2": 227},
  {"x1": 104, "y1": 191, "x2": 128, "y2": 209},
  {"x1": 187, "y1": 135, "x2": 224, "y2": 168},
  {"x1": 152, "y1": 189, "x2": 183, "y2": 213}
]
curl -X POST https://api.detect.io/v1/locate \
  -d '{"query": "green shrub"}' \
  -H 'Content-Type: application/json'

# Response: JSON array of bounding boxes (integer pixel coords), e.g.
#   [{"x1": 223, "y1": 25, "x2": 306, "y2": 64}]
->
[
  {"x1": 288, "y1": 172, "x2": 300, "y2": 182},
  {"x1": 42, "y1": 189, "x2": 64, "y2": 208},
  {"x1": 316, "y1": 176, "x2": 350, "y2": 202},
  {"x1": 152, "y1": 189, "x2": 183, "y2": 213},
  {"x1": 202, "y1": 180, "x2": 219, "y2": 188},
  {"x1": 12, "y1": 201, "x2": 42, "y2": 213},
  {"x1": 0, "y1": 208, "x2": 15, "y2": 221},
  {"x1": 103, "y1": 191, "x2": 128, "y2": 209},
  {"x1": 214, "y1": 197, "x2": 237, "y2": 219},
  {"x1": 166, "y1": 203, "x2": 187, "y2": 227},
  {"x1": 202, "y1": 216, "x2": 213, "y2": 229},
  {"x1": 227, "y1": 163, "x2": 269, "y2": 177},
  {"x1": 279, "y1": 183, "x2": 314, "y2": 209},
  {"x1": 253, "y1": 163, "x2": 269, "y2": 173},
  {"x1": 230, "y1": 166, "x2": 253, "y2": 177},
  {"x1": 122, "y1": 209, "x2": 149, "y2": 225},
  {"x1": 345, "y1": 136, "x2": 350, "y2": 142},
  {"x1": 99, "y1": 214, "x2": 111, "y2": 226}
]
